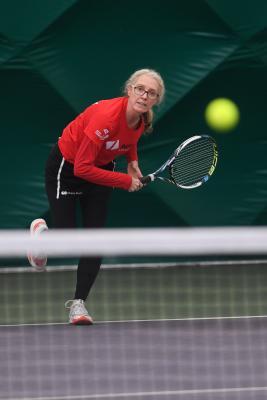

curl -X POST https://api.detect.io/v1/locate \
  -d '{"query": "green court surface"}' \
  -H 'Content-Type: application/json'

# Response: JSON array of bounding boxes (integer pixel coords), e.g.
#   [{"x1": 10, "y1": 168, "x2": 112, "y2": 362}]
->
[{"x1": 1, "y1": 263, "x2": 267, "y2": 325}]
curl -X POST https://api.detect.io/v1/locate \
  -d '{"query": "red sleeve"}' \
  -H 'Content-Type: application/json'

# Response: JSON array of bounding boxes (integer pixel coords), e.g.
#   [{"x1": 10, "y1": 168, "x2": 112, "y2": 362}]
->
[
  {"x1": 73, "y1": 136, "x2": 132, "y2": 190},
  {"x1": 84, "y1": 111, "x2": 112, "y2": 146},
  {"x1": 126, "y1": 144, "x2": 138, "y2": 163}
]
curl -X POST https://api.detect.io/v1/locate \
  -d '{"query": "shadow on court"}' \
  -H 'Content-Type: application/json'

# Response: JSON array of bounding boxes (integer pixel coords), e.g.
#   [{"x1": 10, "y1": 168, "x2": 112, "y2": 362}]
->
[{"x1": 1, "y1": 318, "x2": 267, "y2": 400}]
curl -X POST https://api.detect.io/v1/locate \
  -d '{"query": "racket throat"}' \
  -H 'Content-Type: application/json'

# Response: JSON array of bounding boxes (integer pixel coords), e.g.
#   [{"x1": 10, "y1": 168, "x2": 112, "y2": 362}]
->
[{"x1": 148, "y1": 174, "x2": 155, "y2": 182}]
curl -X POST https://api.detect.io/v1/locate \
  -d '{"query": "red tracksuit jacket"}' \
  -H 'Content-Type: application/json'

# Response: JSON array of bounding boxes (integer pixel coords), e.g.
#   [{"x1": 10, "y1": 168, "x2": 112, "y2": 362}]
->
[{"x1": 58, "y1": 97, "x2": 144, "y2": 190}]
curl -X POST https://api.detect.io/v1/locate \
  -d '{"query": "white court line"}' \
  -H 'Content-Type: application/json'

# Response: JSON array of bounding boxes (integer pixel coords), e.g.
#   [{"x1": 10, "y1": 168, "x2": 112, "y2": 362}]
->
[
  {"x1": 1, "y1": 259, "x2": 267, "y2": 273},
  {"x1": 0, "y1": 263, "x2": 179, "y2": 273},
  {"x1": 1, "y1": 314, "x2": 267, "y2": 328},
  {"x1": 2, "y1": 386, "x2": 267, "y2": 400}
]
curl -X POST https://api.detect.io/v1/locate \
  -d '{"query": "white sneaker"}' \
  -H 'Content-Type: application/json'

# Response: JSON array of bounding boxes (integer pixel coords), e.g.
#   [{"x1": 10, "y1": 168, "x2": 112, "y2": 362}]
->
[
  {"x1": 27, "y1": 218, "x2": 48, "y2": 272},
  {"x1": 65, "y1": 299, "x2": 93, "y2": 325}
]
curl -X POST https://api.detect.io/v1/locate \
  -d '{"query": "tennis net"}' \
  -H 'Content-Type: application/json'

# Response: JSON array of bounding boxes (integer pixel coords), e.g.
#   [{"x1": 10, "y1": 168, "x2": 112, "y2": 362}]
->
[{"x1": 1, "y1": 227, "x2": 267, "y2": 400}]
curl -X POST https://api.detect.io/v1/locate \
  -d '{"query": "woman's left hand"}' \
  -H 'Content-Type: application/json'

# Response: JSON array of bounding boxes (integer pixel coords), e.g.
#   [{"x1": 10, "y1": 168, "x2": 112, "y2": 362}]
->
[{"x1": 127, "y1": 161, "x2": 143, "y2": 179}]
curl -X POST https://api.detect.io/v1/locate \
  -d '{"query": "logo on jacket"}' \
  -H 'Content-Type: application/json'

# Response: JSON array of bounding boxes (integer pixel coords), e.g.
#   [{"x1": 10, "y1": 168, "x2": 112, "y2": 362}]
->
[
  {"x1": 106, "y1": 140, "x2": 120, "y2": 150},
  {"x1": 120, "y1": 144, "x2": 131, "y2": 151},
  {"x1": 95, "y1": 129, "x2": 109, "y2": 140}
]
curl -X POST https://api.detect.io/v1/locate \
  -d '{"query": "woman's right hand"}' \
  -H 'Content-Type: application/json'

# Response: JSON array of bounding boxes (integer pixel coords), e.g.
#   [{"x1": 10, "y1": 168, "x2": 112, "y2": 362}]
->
[{"x1": 128, "y1": 177, "x2": 143, "y2": 192}]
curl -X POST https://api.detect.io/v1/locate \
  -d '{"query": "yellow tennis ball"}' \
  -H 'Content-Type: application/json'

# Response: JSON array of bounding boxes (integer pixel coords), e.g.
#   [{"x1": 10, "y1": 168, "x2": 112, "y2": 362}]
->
[{"x1": 205, "y1": 98, "x2": 240, "y2": 132}]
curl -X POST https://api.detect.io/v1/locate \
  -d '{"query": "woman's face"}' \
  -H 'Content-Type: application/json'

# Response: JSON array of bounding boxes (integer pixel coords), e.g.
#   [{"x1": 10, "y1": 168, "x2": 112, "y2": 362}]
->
[{"x1": 127, "y1": 74, "x2": 160, "y2": 114}]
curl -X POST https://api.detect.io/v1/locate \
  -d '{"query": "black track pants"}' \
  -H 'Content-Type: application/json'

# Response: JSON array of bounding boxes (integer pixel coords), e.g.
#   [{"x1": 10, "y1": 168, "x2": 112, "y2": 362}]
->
[{"x1": 45, "y1": 144, "x2": 113, "y2": 301}]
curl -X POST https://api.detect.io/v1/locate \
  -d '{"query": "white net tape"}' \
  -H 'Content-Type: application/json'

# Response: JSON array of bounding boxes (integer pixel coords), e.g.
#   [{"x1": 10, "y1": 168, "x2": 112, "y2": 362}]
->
[{"x1": 0, "y1": 227, "x2": 266, "y2": 257}]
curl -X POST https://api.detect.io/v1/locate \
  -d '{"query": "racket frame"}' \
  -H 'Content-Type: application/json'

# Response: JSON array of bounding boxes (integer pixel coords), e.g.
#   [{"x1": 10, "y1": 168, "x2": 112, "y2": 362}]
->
[{"x1": 141, "y1": 135, "x2": 218, "y2": 189}]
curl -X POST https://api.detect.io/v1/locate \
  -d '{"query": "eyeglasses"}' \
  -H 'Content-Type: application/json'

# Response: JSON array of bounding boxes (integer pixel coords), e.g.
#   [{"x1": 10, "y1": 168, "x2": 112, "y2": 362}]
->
[{"x1": 132, "y1": 85, "x2": 159, "y2": 100}]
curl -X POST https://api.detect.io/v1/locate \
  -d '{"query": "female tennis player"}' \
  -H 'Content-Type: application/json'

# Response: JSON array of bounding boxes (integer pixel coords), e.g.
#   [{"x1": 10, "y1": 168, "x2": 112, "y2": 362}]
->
[{"x1": 28, "y1": 68, "x2": 165, "y2": 325}]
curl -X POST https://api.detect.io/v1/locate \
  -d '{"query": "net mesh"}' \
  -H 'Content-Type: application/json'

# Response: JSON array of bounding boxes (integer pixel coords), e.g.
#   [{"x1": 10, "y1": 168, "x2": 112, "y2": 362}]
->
[{"x1": 1, "y1": 228, "x2": 267, "y2": 400}]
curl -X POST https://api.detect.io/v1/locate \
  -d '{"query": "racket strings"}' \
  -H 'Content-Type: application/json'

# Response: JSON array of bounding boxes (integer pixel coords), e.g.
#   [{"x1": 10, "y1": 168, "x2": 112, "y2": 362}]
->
[
  {"x1": 175, "y1": 146, "x2": 214, "y2": 167},
  {"x1": 172, "y1": 159, "x2": 214, "y2": 184},
  {"x1": 176, "y1": 141, "x2": 214, "y2": 162},
  {"x1": 173, "y1": 154, "x2": 214, "y2": 178},
  {"x1": 171, "y1": 139, "x2": 216, "y2": 187},
  {"x1": 173, "y1": 160, "x2": 213, "y2": 179},
  {"x1": 175, "y1": 151, "x2": 214, "y2": 171},
  {"x1": 172, "y1": 164, "x2": 211, "y2": 185},
  {"x1": 174, "y1": 151, "x2": 215, "y2": 173}
]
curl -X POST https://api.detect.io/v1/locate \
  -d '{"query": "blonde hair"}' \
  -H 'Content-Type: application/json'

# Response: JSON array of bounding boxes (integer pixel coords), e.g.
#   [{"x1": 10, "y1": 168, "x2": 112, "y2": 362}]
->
[{"x1": 124, "y1": 68, "x2": 165, "y2": 134}]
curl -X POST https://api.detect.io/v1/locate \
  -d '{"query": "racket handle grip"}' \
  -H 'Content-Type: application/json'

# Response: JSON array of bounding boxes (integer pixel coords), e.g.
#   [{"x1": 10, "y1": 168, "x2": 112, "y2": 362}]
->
[{"x1": 140, "y1": 175, "x2": 154, "y2": 185}]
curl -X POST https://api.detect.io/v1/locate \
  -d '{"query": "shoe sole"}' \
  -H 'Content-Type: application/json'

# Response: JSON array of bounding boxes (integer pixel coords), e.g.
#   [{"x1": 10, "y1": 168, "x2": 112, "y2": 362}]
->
[
  {"x1": 27, "y1": 253, "x2": 47, "y2": 271},
  {"x1": 28, "y1": 219, "x2": 48, "y2": 271},
  {"x1": 70, "y1": 316, "x2": 93, "y2": 325},
  {"x1": 30, "y1": 218, "x2": 47, "y2": 235}
]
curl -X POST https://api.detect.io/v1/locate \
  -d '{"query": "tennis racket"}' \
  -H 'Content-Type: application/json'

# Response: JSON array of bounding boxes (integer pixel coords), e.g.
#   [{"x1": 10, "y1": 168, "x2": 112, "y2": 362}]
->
[{"x1": 140, "y1": 135, "x2": 218, "y2": 189}]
